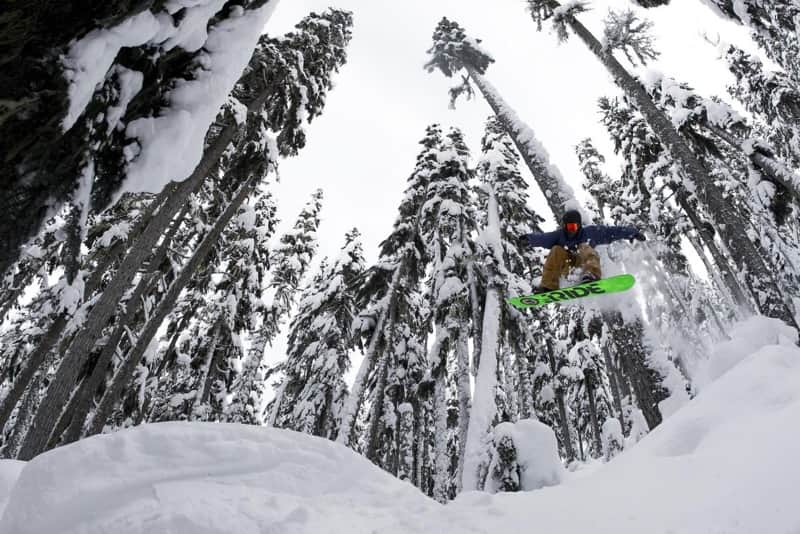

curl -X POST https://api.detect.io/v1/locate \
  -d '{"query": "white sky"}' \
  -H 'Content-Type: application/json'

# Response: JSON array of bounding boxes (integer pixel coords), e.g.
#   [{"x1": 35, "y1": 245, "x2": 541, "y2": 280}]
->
[{"x1": 261, "y1": 0, "x2": 757, "y2": 370}]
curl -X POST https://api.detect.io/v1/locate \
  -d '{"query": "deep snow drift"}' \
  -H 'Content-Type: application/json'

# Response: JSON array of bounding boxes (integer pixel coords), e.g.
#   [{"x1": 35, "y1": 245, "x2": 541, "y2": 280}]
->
[{"x1": 1, "y1": 318, "x2": 799, "y2": 534}]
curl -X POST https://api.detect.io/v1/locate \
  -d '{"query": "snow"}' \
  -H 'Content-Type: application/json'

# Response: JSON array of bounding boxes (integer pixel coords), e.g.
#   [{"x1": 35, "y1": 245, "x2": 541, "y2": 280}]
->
[
  {"x1": 61, "y1": 1, "x2": 279, "y2": 198},
  {"x1": 122, "y1": 2, "x2": 278, "y2": 197},
  {"x1": 3, "y1": 322, "x2": 800, "y2": 532},
  {"x1": 61, "y1": 11, "x2": 162, "y2": 131},
  {"x1": 0, "y1": 461, "x2": 23, "y2": 518},
  {"x1": 0, "y1": 423, "x2": 440, "y2": 534},
  {"x1": 104, "y1": 67, "x2": 144, "y2": 135}
]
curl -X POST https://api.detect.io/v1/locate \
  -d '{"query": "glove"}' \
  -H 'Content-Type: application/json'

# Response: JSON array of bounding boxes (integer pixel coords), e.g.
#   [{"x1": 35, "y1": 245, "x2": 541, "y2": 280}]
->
[
  {"x1": 517, "y1": 234, "x2": 531, "y2": 248},
  {"x1": 630, "y1": 232, "x2": 646, "y2": 243}
]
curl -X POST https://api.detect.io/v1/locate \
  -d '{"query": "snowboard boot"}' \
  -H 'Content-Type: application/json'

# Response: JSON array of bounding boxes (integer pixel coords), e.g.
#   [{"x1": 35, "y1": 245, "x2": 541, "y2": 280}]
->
[{"x1": 580, "y1": 272, "x2": 599, "y2": 284}]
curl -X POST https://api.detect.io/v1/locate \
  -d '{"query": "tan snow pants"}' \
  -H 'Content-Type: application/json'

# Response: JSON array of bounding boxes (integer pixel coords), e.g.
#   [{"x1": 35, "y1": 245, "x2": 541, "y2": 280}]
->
[{"x1": 541, "y1": 244, "x2": 601, "y2": 290}]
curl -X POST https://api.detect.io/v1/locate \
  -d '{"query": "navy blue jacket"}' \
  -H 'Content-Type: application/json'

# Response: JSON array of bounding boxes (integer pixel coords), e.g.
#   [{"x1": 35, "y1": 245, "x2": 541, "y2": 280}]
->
[{"x1": 524, "y1": 225, "x2": 639, "y2": 250}]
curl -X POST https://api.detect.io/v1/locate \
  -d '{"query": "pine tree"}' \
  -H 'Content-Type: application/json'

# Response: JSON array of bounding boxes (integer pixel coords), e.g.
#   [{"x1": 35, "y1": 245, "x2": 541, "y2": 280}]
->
[
  {"x1": 428, "y1": 16, "x2": 676, "y2": 432},
  {"x1": 725, "y1": 45, "x2": 800, "y2": 175},
  {"x1": 425, "y1": 17, "x2": 579, "y2": 219},
  {"x1": 641, "y1": 74, "x2": 800, "y2": 314},
  {"x1": 461, "y1": 117, "x2": 546, "y2": 490},
  {"x1": 273, "y1": 229, "x2": 365, "y2": 438},
  {"x1": 336, "y1": 125, "x2": 440, "y2": 454},
  {"x1": 421, "y1": 127, "x2": 476, "y2": 500}
]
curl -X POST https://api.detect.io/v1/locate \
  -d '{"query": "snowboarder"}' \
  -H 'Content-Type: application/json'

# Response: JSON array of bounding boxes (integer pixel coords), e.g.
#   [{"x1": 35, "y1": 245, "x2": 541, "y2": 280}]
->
[{"x1": 520, "y1": 209, "x2": 645, "y2": 293}]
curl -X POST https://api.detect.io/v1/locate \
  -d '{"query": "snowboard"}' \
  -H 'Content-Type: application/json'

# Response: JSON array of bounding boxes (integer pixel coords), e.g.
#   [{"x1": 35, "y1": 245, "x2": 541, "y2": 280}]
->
[{"x1": 507, "y1": 274, "x2": 635, "y2": 309}]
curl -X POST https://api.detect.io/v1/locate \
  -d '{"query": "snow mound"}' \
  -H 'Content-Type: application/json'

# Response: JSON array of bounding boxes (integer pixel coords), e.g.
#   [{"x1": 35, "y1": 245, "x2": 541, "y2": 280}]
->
[
  {"x1": 488, "y1": 419, "x2": 564, "y2": 492},
  {"x1": 693, "y1": 315, "x2": 798, "y2": 390},
  {"x1": 0, "y1": 461, "x2": 23, "y2": 517},
  {"x1": 450, "y1": 340, "x2": 800, "y2": 534},
  {"x1": 0, "y1": 423, "x2": 439, "y2": 534}
]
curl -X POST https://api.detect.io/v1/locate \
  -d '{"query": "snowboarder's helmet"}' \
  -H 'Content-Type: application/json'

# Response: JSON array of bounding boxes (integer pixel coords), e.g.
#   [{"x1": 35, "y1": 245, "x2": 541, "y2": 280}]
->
[{"x1": 562, "y1": 210, "x2": 582, "y2": 234}]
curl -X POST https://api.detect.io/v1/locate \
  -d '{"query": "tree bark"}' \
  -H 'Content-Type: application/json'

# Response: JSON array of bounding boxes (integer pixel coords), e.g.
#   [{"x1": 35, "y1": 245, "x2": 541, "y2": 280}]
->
[
  {"x1": 674, "y1": 190, "x2": 752, "y2": 313},
  {"x1": 584, "y1": 378, "x2": 603, "y2": 456},
  {"x1": 545, "y1": 337, "x2": 575, "y2": 462},
  {"x1": 468, "y1": 67, "x2": 571, "y2": 219},
  {"x1": 365, "y1": 351, "x2": 390, "y2": 465},
  {"x1": 431, "y1": 360, "x2": 450, "y2": 503},
  {"x1": 193, "y1": 318, "x2": 226, "y2": 417},
  {"x1": 55, "y1": 200, "x2": 189, "y2": 446},
  {"x1": 454, "y1": 328, "x2": 471, "y2": 490},
  {"x1": 601, "y1": 343, "x2": 625, "y2": 426},
  {"x1": 606, "y1": 316, "x2": 666, "y2": 428}
]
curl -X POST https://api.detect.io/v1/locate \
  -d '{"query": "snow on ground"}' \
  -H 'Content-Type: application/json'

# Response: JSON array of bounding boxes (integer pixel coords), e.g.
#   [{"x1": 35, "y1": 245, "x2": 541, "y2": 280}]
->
[{"x1": 2, "y1": 318, "x2": 800, "y2": 533}]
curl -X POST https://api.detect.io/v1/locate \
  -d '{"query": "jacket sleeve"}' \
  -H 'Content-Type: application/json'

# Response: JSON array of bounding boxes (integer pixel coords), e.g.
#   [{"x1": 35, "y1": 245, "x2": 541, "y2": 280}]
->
[
  {"x1": 524, "y1": 230, "x2": 560, "y2": 249},
  {"x1": 585, "y1": 225, "x2": 639, "y2": 246}
]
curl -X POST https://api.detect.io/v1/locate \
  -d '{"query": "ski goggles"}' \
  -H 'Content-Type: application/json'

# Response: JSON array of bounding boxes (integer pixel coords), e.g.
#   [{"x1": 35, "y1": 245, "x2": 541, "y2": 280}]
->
[{"x1": 564, "y1": 222, "x2": 580, "y2": 233}]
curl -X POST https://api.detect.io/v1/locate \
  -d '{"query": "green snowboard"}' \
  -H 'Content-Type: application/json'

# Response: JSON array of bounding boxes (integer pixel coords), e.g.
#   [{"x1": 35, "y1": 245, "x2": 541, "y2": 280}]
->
[{"x1": 507, "y1": 274, "x2": 635, "y2": 309}]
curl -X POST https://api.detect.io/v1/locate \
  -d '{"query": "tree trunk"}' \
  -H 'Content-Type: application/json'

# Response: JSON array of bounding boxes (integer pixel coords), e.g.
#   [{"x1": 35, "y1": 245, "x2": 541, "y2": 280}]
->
[
  {"x1": 584, "y1": 380, "x2": 602, "y2": 456},
  {"x1": 55, "y1": 200, "x2": 189, "y2": 446},
  {"x1": 546, "y1": 337, "x2": 575, "y2": 462},
  {"x1": 431, "y1": 361, "x2": 450, "y2": 503},
  {"x1": 365, "y1": 351, "x2": 390, "y2": 465},
  {"x1": 193, "y1": 318, "x2": 226, "y2": 417},
  {"x1": 337, "y1": 265, "x2": 405, "y2": 447},
  {"x1": 601, "y1": 343, "x2": 625, "y2": 426},
  {"x1": 606, "y1": 315, "x2": 666, "y2": 429},
  {"x1": 467, "y1": 67, "x2": 572, "y2": 219},
  {"x1": 1, "y1": 373, "x2": 43, "y2": 458},
  {"x1": 397, "y1": 402, "x2": 415, "y2": 481},
  {"x1": 461, "y1": 286, "x2": 501, "y2": 491},
  {"x1": 516, "y1": 352, "x2": 534, "y2": 419},
  {"x1": 454, "y1": 328, "x2": 471, "y2": 490},
  {"x1": 502, "y1": 347, "x2": 519, "y2": 420},
  {"x1": 674, "y1": 190, "x2": 752, "y2": 313},
  {"x1": 560, "y1": 4, "x2": 798, "y2": 330}
]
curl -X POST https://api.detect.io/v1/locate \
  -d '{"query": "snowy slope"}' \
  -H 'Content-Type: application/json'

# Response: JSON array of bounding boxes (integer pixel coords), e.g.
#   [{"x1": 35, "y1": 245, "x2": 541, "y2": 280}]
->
[{"x1": 2, "y1": 319, "x2": 800, "y2": 534}]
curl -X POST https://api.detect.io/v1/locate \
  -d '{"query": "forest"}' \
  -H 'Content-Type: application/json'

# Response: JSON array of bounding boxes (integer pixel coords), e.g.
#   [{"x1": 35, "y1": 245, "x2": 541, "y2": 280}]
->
[{"x1": 1, "y1": 0, "x2": 799, "y2": 508}]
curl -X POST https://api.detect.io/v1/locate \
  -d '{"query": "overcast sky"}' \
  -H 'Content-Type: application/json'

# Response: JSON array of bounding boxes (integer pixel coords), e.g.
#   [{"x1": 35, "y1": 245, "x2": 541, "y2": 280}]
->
[{"x1": 260, "y1": 0, "x2": 757, "y2": 368}]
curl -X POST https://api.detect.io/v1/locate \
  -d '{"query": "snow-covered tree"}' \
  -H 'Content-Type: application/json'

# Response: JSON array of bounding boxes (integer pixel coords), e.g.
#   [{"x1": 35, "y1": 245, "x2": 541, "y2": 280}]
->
[
  {"x1": 336, "y1": 125, "x2": 440, "y2": 461},
  {"x1": 272, "y1": 229, "x2": 365, "y2": 438},
  {"x1": 601, "y1": 417, "x2": 624, "y2": 461},
  {"x1": 641, "y1": 74, "x2": 800, "y2": 318},
  {"x1": 725, "y1": 44, "x2": 800, "y2": 173},
  {"x1": 421, "y1": 128, "x2": 478, "y2": 501},
  {"x1": 461, "y1": 117, "x2": 546, "y2": 490},
  {"x1": 697, "y1": 0, "x2": 800, "y2": 80},
  {"x1": 426, "y1": 17, "x2": 579, "y2": 220}
]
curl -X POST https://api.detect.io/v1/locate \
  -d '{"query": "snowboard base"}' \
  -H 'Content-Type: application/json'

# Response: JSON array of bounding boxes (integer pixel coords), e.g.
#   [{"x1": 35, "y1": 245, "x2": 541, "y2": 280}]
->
[{"x1": 507, "y1": 274, "x2": 635, "y2": 309}]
